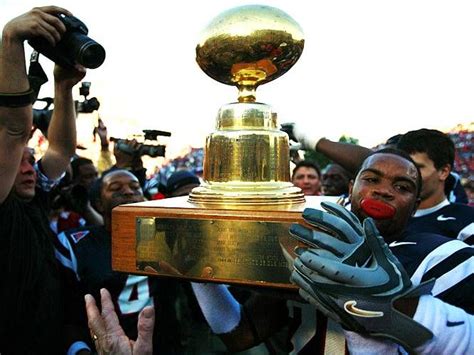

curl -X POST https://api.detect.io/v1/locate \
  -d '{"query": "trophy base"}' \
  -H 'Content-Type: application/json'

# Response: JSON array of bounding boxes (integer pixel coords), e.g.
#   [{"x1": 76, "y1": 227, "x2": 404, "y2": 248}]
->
[
  {"x1": 112, "y1": 195, "x2": 336, "y2": 290},
  {"x1": 189, "y1": 182, "x2": 305, "y2": 205}
]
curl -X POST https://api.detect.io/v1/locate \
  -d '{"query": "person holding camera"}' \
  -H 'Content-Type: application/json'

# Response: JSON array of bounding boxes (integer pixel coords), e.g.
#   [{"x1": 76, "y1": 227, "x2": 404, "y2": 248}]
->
[{"x1": 0, "y1": 7, "x2": 137, "y2": 354}]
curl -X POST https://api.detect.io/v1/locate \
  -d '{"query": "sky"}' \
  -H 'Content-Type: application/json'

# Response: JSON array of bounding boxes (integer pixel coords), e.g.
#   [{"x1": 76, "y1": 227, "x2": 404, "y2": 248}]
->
[{"x1": 1, "y1": 0, "x2": 474, "y2": 159}]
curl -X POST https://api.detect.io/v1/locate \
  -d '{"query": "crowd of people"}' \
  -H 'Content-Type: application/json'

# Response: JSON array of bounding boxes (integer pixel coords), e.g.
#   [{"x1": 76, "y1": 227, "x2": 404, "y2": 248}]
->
[
  {"x1": 0, "y1": 5, "x2": 473, "y2": 355},
  {"x1": 449, "y1": 126, "x2": 474, "y2": 182}
]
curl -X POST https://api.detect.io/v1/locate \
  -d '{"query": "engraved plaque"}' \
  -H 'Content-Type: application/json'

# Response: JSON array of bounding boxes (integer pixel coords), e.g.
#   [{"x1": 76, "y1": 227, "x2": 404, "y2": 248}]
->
[{"x1": 136, "y1": 217, "x2": 296, "y2": 286}]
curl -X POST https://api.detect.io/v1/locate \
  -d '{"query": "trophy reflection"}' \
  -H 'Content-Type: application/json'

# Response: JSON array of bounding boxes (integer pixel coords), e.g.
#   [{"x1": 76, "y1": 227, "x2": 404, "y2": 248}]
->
[
  {"x1": 111, "y1": 5, "x2": 327, "y2": 289},
  {"x1": 190, "y1": 4, "x2": 305, "y2": 205}
]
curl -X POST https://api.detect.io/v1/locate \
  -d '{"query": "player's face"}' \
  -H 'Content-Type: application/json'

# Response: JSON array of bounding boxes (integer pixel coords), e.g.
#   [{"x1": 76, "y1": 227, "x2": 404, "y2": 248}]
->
[
  {"x1": 100, "y1": 171, "x2": 144, "y2": 214},
  {"x1": 350, "y1": 153, "x2": 420, "y2": 241},
  {"x1": 292, "y1": 167, "x2": 321, "y2": 196},
  {"x1": 13, "y1": 147, "x2": 37, "y2": 201}
]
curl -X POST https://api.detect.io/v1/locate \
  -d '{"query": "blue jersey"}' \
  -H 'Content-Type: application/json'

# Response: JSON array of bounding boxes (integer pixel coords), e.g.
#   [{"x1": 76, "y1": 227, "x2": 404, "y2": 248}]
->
[
  {"x1": 406, "y1": 201, "x2": 474, "y2": 245},
  {"x1": 389, "y1": 231, "x2": 473, "y2": 312},
  {"x1": 55, "y1": 225, "x2": 183, "y2": 353}
]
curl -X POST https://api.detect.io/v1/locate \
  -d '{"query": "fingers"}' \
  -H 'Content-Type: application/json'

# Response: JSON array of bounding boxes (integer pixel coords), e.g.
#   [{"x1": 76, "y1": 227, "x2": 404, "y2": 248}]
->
[
  {"x1": 35, "y1": 5, "x2": 73, "y2": 17},
  {"x1": 320, "y1": 201, "x2": 364, "y2": 235},
  {"x1": 100, "y1": 288, "x2": 125, "y2": 336},
  {"x1": 290, "y1": 224, "x2": 351, "y2": 257},
  {"x1": 295, "y1": 250, "x2": 389, "y2": 287},
  {"x1": 5, "y1": 7, "x2": 69, "y2": 45},
  {"x1": 301, "y1": 208, "x2": 361, "y2": 243},
  {"x1": 158, "y1": 260, "x2": 182, "y2": 275},
  {"x1": 294, "y1": 246, "x2": 339, "y2": 261},
  {"x1": 53, "y1": 64, "x2": 87, "y2": 88},
  {"x1": 134, "y1": 306, "x2": 155, "y2": 355},
  {"x1": 85, "y1": 293, "x2": 106, "y2": 340}
]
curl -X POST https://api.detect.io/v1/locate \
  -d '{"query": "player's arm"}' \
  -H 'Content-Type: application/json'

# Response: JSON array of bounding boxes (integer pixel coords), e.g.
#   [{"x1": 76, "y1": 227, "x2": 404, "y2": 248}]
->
[
  {"x1": 282, "y1": 122, "x2": 372, "y2": 174},
  {"x1": 316, "y1": 138, "x2": 372, "y2": 174},
  {"x1": 191, "y1": 283, "x2": 289, "y2": 352}
]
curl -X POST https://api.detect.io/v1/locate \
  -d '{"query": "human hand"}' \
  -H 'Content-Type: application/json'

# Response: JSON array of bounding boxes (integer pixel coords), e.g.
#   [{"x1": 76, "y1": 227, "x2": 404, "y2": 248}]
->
[
  {"x1": 289, "y1": 201, "x2": 371, "y2": 266},
  {"x1": 95, "y1": 118, "x2": 109, "y2": 146},
  {"x1": 114, "y1": 139, "x2": 144, "y2": 169},
  {"x1": 85, "y1": 288, "x2": 154, "y2": 355},
  {"x1": 290, "y1": 217, "x2": 434, "y2": 351},
  {"x1": 280, "y1": 121, "x2": 323, "y2": 151},
  {"x1": 2, "y1": 6, "x2": 71, "y2": 45},
  {"x1": 54, "y1": 63, "x2": 86, "y2": 90}
]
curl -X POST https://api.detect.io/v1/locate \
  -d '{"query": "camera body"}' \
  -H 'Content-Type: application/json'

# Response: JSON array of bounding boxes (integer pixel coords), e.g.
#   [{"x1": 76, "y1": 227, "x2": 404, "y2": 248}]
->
[
  {"x1": 75, "y1": 82, "x2": 100, "y2": 113},
  {"x1": 111, "y1": 138, "x2": 166, "y2": 158},
  {"x1": 111, "y1": 129, "x2": 171, "y2": 158},
  {"x1": 28, "y1": 14, "x2": 106, "y2": 69}
]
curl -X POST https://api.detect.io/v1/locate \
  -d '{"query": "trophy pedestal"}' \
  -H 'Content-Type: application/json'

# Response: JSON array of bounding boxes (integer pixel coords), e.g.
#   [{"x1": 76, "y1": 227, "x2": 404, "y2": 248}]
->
[{"x1": 112, "y1": 195, "x2": 337, "y2": 290}]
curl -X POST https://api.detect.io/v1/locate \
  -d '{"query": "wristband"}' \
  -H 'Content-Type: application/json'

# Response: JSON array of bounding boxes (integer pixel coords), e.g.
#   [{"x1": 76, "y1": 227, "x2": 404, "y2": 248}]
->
[
  {"x1": 0, "y1": 88, "x2": 35, "y2": 107},
  {"x1": 191, "y1": 282, "x2": 241, "y2": 334}
]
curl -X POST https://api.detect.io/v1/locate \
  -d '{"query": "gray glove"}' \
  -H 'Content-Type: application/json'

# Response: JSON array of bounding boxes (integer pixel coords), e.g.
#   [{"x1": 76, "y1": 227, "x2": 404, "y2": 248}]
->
[
  {"x1": 289, "y1": 201, "x2": 372, "y2": 266},
  {"x1": 290, "y1": 205, "x2": 434, "y2": 352}
]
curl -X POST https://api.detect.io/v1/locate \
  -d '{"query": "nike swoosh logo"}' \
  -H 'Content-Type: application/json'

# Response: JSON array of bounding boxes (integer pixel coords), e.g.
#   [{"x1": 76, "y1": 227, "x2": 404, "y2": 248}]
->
[
  {"x1": 344, "y1": 300, "x2": 384, "y2": 318},
  {"x1": 437, "y1": 215, "x2": 456, "y2": 221},
  {"x1": 388, "y1": 241, "x2": 417, "y2": 247},
  {"x1": 446, "y1": 320, "x2": 465, "y2": 327}
]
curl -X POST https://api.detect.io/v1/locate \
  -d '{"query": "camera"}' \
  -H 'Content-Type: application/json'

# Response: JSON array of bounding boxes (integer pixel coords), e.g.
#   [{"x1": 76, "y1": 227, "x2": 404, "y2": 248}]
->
[
  {"x1": 111, "y1": 138, "x2": 167, "y2": 158},
  {"x1": 28, "y1": 14, "x2": 106, "y2": 69},
  {"x1": 75, "y1": 82, "x2": 100, "y2": 113},
  {"x1": 111, "y1": 130, "x2": 171, "y2": 158}
]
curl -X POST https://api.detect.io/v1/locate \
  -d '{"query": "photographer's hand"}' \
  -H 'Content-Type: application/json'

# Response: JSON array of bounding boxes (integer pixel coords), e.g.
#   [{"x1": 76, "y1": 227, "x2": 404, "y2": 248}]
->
[
  {"x1": 2, "y1": 6, "x2": 71, "y2": 46},
  {"x1": 54, "y1": 63, "x2": 86, "y2": 90},
  {"x1": 96, "y1": 118, "x2": 109, "y2": 150},
  {"x1": 114, "y1": 139, "x2": 144, "y2": 169}
]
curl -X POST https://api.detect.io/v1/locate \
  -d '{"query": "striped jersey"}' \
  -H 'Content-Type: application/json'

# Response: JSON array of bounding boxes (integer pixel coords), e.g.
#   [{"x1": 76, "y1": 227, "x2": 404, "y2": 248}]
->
[
  {"x1": 406, "y1": 200, "x2": 474, "y2": 245},
  {"x1": 55, "y1": 225, "x2": 183, "y2": 354}
]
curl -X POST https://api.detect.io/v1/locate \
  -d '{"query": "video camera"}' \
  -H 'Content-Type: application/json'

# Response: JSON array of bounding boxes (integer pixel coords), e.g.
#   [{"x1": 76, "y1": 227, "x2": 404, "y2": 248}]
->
[
  {"x1": 28, "y1": 14, "x2": 105, "y2": 69},
  {"x1": 111, "y1": 130, "x2": 171, "y2": 158},
  {"x1": 75, "y1": 82, "x2": 100, "y2": 113}
]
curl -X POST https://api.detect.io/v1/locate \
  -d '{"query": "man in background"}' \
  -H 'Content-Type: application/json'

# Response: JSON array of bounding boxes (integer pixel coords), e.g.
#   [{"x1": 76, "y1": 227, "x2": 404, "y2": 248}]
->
[{"x1": 291, "y1": 160, "x2": 321, "y2": 196}]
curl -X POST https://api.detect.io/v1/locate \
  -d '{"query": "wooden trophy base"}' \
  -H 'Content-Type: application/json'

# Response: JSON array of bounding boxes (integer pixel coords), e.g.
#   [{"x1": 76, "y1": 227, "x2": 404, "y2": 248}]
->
[{"x1": 112, "y1": 195, "x2": 336, "y2": 290}]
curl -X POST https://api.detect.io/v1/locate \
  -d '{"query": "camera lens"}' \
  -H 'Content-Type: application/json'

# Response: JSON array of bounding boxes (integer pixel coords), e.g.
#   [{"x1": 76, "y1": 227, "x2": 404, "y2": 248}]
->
[
  {"x1": 78, "y1": 41, "x2": 106, "y2": 69},
  {"x1": 67, "y1": 32, "x2": 106, "y2": 69}
]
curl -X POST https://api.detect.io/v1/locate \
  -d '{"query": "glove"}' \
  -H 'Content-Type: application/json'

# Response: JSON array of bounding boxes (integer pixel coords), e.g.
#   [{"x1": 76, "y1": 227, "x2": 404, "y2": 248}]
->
[
  {"x1": 289, "y1": 201, "x2": 372, "y2": 266},
  {"x1": 280, "y1": 122, "x2": 323, "y2": 150},
  {"x1": 290, "y1": 210, "x2": 434, "y2": 352}
]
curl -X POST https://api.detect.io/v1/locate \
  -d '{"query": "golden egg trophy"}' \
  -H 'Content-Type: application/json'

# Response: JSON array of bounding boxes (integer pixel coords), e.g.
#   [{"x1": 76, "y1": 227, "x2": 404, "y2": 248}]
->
[
  {"x1": 112, "y1": 5, "x2": 332, "y2": 289},
  {"x1": 190, "y1": 4, "x2": 305, "y2": 204}
]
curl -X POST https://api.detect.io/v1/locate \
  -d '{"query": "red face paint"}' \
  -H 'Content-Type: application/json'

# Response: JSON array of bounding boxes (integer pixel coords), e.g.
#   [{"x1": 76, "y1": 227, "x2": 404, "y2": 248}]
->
[{"x1": 360, "y1": 198, "x2": 395, "y2": 220}]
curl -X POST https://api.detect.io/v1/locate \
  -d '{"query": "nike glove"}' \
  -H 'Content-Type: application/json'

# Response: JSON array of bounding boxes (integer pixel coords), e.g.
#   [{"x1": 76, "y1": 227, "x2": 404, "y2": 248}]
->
[
  {"x1": 290, "y1": 216, "x2": 434, "y2": 352},
  {"x1": 289, "y1": 201, "x2": 372, "y2": 266}
]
